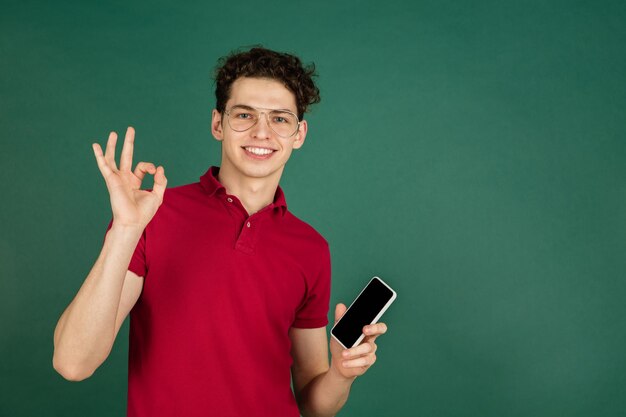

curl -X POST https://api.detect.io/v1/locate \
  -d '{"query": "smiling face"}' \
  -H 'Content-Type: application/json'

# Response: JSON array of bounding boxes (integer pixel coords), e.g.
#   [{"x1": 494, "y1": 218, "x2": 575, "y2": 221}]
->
[{"x1": 211, "y1": 77, "x2": 307, "y2": 184}]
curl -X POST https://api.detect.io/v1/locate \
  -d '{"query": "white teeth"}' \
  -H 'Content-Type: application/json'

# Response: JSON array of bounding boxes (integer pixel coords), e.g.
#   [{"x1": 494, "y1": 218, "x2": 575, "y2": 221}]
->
[{"x1": 244, "y1": 147, "x2": 274, "y2": 156}]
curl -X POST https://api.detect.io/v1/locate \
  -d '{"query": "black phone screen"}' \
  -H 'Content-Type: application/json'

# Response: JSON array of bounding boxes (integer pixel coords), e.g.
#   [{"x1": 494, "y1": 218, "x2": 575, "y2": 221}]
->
[{"x1": 331, "y1": 278, "x2": 394, "y2": 348}]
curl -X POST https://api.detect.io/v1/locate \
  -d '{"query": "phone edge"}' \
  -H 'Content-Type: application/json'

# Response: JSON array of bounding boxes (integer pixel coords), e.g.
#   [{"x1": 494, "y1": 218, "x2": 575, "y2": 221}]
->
[{"x1": 330, "y1": 276, "x2": 397, "y2": 349}]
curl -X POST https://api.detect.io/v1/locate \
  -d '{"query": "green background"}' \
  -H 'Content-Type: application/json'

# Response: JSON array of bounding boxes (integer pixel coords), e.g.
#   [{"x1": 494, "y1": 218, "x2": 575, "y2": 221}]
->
[{"x1": 2, "y1": 0, "x2": 625, "y2": 415}]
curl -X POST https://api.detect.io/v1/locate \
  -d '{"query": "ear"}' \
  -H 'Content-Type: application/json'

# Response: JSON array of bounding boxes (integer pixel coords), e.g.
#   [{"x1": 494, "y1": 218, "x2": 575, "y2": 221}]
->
[
  {"x1": 211, "y1": 109, "x2": 224, "y2": 141},
  {"x1": 291, "y1": 119, "x2": 308, "y2": 150}
]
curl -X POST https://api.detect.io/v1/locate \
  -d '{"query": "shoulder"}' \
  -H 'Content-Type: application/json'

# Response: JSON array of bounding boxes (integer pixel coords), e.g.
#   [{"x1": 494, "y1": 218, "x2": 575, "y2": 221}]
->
[
  {"x1": 162, "y1": 181, "x2": 203, "y2": 200},
  {"x1": 156, "y1": 181, "x2": 206, "y2": 208},
  {"x1": 145, "y1": 181, "x2": 207, "y2": 227},
  {"x1": 281, "y1": 210, "x2": 329, "y2": 252}
]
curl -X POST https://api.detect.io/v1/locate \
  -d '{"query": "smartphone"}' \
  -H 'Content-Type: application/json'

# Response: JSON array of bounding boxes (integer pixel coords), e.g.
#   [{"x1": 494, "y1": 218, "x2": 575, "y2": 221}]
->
[{"x1": 331, "y1": 276, "x2": 397, "y2": 349}]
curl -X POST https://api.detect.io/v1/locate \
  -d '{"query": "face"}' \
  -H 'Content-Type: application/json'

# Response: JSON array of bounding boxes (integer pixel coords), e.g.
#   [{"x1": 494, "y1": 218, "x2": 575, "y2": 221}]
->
[{"x1": 211, "y1": 77, "x2": 307, "y2": 183}]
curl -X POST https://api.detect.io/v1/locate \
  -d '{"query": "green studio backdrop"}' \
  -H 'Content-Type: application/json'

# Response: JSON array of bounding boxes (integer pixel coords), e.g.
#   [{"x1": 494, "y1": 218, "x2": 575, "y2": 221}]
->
[{"x1": 1, "y1": 0, "x2": 626, "y2": 416}]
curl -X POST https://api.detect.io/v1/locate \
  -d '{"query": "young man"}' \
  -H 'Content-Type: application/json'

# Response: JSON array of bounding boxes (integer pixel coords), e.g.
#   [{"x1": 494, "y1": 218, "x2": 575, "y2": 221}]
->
[{"x1": 53, "y1": 47, "x2": 388, "y2": 417}]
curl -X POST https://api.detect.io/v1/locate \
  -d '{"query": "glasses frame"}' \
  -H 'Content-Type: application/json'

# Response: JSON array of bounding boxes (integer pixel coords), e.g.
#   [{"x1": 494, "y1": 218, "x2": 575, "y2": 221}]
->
[{"x1": 223, "y1": 105, "x2": 301, "y2": 138}]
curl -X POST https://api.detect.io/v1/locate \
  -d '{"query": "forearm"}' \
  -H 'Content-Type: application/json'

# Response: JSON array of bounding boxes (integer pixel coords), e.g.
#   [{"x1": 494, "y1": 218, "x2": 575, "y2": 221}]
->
[
  {"x1": 53, "y1": 224, "x2": 142, "y2": 380},
  {"x1": 298, "y1": 366, "x2": 356, "y2": 417}
]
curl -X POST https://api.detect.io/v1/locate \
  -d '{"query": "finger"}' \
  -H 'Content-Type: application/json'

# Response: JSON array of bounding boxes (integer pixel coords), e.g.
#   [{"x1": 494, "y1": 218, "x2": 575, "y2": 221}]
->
[
  {"x1": 363, "y1": 323, "x2": 388, "y2": 337},
  {"x1": 130, "y1": 162, "x2": 156, "y2": 190},
  {"x1": 133, "y1": 162, "x2": 156, "y2": 182},
  {"x1": 152, "y1": 166, "x2": 167, "y2": 201},
  {"x1": 104, "y1": 131, "x2": 119, "y2": 170},
  {"x1": 342, "y1": 342, "x2": 376, "y2": 359},
  {"x1": 92, "y1": 143, "x2": 113, "y2": 177},
  {"x1": 334, "y1": 303, "x2": 347, "y2": 324},
  {"x1": 120, "y1": 126, "x2": 135, "y2": 172},
  {"x1": 342, "y1": 354, "x2": 376, "y2": 369}
]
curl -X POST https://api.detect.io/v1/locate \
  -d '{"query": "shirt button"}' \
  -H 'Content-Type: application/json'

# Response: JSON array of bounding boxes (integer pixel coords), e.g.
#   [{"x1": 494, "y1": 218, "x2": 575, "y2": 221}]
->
[
  {"x1": 246, "y1": 222, "x2": 251, "y2": 228},
  {"x1": 227, "y1": 197, "x2": 233, "y2": 203}
]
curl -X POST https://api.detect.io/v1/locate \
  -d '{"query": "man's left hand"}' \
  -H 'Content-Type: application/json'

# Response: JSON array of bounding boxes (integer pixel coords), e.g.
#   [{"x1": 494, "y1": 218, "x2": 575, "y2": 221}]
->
[{"x1": 329, "y1": 303, "x2": 388, "y2": 380}]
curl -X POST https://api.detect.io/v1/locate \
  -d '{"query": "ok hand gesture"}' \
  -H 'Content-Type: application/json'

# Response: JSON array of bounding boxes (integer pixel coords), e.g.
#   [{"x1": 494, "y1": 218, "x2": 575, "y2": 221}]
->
[{"x1": 92, "y1": 127, "x2": 167, "y2": 229}]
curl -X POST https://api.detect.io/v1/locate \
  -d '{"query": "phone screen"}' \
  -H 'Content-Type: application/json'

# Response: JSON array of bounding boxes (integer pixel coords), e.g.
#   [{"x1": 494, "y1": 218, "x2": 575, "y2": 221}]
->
[{"x1": 331, "y1": 277, "x2": 395, "y2": 349}]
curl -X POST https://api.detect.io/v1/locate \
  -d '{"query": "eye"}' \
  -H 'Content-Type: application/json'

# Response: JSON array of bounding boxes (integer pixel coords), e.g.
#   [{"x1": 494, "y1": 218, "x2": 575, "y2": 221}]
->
[
  {"x1": 236, "y1": 112, "x2": 253, "y2": 119},
  {"x1": 271, "y1": 112, "x2": 295, "y2": 124}
]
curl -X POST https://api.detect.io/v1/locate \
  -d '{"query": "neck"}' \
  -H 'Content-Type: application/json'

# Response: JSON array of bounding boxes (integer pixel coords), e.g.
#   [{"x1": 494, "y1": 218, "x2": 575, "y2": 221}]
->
[{"x1": 216, "y1": 164, "x2": 282, "y2": 215}]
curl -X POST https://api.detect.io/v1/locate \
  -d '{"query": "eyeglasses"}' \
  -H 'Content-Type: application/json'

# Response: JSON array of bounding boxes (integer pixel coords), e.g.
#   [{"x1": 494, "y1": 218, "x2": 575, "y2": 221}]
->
[{"x1": 224, "y1": 105, "x2": 300, "y2": 138}]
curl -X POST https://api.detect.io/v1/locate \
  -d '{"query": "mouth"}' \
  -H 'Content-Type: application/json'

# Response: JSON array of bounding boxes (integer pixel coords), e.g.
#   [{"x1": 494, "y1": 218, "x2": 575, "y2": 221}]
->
[{"x1": 242, "y1": 146, "x2": 277, "y2": 159}]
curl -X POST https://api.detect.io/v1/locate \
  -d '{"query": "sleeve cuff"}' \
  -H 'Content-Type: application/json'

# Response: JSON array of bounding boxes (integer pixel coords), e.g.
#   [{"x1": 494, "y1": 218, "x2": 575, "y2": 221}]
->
[
  {"x1": 292, "y1": 317, "x2": 329, "y2": 329},
  {"x1": 128, "y1": 257, "x2": 146, "y2": 278}
]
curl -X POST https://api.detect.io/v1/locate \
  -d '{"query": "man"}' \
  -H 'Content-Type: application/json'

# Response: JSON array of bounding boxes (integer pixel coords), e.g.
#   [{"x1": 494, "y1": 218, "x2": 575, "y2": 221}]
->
[{"x1": 53, "y1": 47, "x2": 388, "y2": 417}]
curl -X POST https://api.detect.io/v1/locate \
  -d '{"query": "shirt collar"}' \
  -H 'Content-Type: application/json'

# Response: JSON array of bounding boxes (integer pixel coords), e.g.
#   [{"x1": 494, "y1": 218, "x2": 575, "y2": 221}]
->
[{"x1": 199, "y1": 166, "x2": 287, "y2": 215}]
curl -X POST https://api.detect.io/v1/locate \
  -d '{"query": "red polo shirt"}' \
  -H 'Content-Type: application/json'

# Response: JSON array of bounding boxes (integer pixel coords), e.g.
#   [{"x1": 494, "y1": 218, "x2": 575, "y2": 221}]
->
[{"x1": 106, "y1": 166, "x2": 331, "y2": 417}]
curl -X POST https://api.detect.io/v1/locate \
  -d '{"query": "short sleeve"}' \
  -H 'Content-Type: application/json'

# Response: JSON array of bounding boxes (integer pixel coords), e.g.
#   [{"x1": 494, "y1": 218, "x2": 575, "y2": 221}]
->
[
  {"x1": 292, "y1": 242, "x2": 331, "y2": 328},
  {"x1": 104, "y1": 218, "x2": 147, "y2": 278}
]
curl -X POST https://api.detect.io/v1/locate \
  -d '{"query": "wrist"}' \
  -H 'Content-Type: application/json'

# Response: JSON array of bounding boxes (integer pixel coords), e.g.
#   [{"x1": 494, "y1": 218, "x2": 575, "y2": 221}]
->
[
  {"x1": 108, "y1": 222, "x2": 145, "y2": 240},
  {"x1": 328, "y1": 361, "x2": 357, "y2": 385}
]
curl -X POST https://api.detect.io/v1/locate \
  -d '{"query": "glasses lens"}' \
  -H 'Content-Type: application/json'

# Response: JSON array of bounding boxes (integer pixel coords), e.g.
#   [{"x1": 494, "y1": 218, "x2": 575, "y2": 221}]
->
[
  {"x1": 268, "y1": 110, "x2": 298, "y2": 137},
  {"x1": 228, "y1": 106, "x2": 258, "y2": 132}
]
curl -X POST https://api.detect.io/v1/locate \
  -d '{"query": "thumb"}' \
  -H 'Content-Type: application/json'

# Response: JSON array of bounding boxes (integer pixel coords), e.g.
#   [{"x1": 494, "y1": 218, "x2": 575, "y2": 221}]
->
[
  {"x1": 334, "y1": 303, "x2": 347, "y2": 324},
  {"x1": 152, "y1": 166, "x2": 167, "y2": 200}
]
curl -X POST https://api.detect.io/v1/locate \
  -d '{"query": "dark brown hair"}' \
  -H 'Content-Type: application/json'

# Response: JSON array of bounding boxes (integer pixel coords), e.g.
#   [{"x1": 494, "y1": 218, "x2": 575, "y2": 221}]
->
[{"x1": 214, "y1": 46, "x2": 320, "y2": 120}]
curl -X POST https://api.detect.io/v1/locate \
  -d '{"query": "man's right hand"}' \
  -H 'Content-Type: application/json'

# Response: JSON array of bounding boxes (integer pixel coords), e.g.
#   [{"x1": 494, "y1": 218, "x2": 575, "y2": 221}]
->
[{"x1": 92, "y1": 127, "x2": 167, "y2": 228}]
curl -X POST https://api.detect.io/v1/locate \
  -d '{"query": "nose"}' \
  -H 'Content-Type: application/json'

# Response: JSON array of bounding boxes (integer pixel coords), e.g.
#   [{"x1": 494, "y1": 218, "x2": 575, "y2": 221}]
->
[{"x1": 250, "y1": 111, "x2": 272, "y2": 139}]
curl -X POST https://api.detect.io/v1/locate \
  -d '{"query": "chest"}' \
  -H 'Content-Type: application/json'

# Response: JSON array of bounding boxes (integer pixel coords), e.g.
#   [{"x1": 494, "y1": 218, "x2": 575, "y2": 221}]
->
[{"x1": 139, "y1": 204, "x2": 309, "y2": 329}]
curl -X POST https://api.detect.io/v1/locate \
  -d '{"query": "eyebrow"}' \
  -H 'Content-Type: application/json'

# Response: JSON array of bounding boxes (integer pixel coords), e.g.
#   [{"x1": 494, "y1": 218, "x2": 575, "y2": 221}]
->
[{"x1": 233, "y1": 104, "x2": 296, "y2": 113}]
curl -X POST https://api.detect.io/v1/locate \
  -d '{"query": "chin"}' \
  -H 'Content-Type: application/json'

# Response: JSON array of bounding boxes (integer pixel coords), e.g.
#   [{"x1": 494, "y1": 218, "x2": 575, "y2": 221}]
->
[{"x1": 237, "y1": 162, "x2": 284, "y2": 180}]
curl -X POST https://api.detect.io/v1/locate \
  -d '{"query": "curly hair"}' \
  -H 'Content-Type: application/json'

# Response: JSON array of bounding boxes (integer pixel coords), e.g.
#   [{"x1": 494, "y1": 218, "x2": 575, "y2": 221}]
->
[{"x1": 214, "y1": 46, "x2": 320, "y2": 120}]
